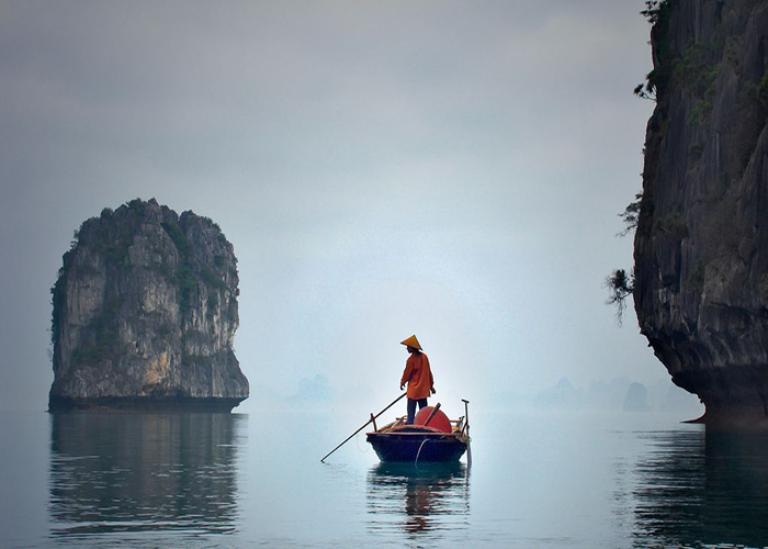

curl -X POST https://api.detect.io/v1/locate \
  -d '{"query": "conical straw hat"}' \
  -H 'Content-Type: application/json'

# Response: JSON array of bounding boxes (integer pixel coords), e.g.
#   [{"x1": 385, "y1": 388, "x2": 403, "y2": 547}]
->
[{"x1": 400, "y1": 334, "x2": 422, "y2": 350}]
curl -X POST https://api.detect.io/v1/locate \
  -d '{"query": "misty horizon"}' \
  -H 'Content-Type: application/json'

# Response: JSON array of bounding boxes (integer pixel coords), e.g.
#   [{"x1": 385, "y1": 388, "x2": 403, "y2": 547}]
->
[{"x1": 1, "y1": 1, "x2": 686, "y2": 415}]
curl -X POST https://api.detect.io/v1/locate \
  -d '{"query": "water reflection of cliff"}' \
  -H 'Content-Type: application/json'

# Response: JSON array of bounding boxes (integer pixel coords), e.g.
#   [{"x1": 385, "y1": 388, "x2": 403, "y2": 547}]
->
[
  {"x1": 630, "y1": 428, "x2": 768, "y2": 547},
  {"x1": 367, "y1": 463, "x2": 469, "y2": 541},
  {"x1": 49, "y1": 412, "x2": 243, "y2": 540}
]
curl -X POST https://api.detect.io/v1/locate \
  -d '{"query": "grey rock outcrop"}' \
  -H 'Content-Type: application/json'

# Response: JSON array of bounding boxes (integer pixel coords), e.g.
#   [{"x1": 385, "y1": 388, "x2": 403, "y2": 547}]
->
[
  {"x1": 634, "y1": 0, "x2": 768, "y2": 424},
  {"x1": 49, "y1": 198, "x2": 249, "y2": 411}
]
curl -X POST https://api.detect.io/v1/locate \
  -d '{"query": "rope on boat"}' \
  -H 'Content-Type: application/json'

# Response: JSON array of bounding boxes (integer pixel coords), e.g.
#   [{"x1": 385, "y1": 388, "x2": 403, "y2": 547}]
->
[{"x1": 414, "y1": 439, "x2": 430, "y2": 466}]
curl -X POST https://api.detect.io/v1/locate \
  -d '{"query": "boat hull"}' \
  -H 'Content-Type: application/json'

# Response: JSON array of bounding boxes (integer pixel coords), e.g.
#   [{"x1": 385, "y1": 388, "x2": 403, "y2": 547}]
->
[{"x1": 366, "y1": 432, "x2": 468, "y2": 463}]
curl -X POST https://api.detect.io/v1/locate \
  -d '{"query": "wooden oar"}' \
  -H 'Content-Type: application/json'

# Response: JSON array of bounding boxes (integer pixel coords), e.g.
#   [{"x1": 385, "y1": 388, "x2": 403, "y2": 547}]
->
[
  {"x1": 423, "y1": 402, "x2": 441, "y2": 426},
  {"x1": 462, "y1": 398, "x2": 472, "y2": 467},
  {"x1": 320, "y1": 392, "x2": 407, "y2": 463}
]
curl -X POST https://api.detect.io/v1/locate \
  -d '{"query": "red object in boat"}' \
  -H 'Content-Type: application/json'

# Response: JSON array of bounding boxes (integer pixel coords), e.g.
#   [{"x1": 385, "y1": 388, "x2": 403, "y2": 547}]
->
[{"x1": 414, "y1": 406, "x2": 452, "y2": 433}]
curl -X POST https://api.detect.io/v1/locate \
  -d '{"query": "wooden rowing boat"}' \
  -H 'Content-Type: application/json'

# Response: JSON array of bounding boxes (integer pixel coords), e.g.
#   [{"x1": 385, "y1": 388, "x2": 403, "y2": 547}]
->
[{"x1": 366, "y1": 404, "x2": 470, "y2": 463}]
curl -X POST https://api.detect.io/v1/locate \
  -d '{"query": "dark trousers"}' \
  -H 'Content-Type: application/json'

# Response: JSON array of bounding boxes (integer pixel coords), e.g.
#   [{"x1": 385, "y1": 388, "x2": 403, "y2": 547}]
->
[{"x1": 406, "y1": 398, "x2": 428, "y2": 424}]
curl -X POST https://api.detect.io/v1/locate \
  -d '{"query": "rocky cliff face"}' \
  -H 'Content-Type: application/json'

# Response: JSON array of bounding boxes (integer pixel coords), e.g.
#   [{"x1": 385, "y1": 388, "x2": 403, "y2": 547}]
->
[
  {"x1": 49, "y1": 198, "x2": 249, "y2": 411},
  {"x1": 635, "y1": 0, "x2": 768, "y2": 424}
]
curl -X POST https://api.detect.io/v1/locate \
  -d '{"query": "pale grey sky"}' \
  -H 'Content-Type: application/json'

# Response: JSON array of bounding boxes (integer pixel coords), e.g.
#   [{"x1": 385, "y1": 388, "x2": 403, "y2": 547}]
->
[{"x1": 0, "y1": 1, "x2": 687, "y2": 413}]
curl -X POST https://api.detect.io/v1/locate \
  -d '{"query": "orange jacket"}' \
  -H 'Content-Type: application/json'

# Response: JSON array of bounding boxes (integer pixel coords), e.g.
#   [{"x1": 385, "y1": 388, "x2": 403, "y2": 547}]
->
[{"x1": 400, "y1": 352, "x2": 434, "y2": 400}]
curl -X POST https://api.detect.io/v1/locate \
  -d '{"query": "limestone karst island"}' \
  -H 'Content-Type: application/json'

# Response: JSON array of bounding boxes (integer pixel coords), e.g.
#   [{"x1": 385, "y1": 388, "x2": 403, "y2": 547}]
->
[
  {"x1": 628, "y1": 0, "x2": 768, "y2": 426},
  {"x1": 48, "y1": 198, "x2": 249, "y2": 411}
]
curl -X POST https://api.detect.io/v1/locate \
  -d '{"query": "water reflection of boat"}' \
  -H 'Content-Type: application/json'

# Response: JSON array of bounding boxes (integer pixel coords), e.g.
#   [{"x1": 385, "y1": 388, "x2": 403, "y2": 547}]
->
[
  {"x1": 49, "y1": 412, "x2": 243, "y2": 540},
  {"x1": 367, "y1": 462, "x2": 470, "y2": 538}
]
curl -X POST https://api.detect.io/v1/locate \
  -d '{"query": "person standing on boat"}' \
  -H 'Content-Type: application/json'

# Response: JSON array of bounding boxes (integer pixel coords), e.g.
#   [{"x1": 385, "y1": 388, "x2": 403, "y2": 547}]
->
[{"x1": 399, "y1": 334, "x2": 436, "y2": 424}]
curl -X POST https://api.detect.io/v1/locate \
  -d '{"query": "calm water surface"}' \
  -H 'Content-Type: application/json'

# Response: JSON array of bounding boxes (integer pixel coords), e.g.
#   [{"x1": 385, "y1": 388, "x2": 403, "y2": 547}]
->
[{"x1": 2, "y1": 408, "x2": 768, "y2": 547}]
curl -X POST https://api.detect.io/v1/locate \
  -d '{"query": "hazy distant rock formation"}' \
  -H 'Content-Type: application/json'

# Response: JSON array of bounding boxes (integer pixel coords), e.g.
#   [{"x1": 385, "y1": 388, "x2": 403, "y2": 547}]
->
[
  {"x1": 49, "y1": 198, "x2": 249, "y2": 411},
  {"x1": 288, "y1": 374, "x2": 332, "y2": 403},
  {"x1": 533, "y1": 378, "x2": 582, "y2": 410},
  {"x1": 634, "y1": 0, "x2": 768, "y2": 424},
  {"x1": 528, "y1": 378, "x2": 698, "y2": 414},
  {"x1": 622, "y1": 383, "x2": 650, "y2": 412}
]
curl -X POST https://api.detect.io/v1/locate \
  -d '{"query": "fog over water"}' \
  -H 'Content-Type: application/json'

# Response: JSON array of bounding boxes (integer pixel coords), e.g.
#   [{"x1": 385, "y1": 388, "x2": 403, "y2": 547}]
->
[{"x1": 0, "y1": 1, "x2": 701, "y2": 416}]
